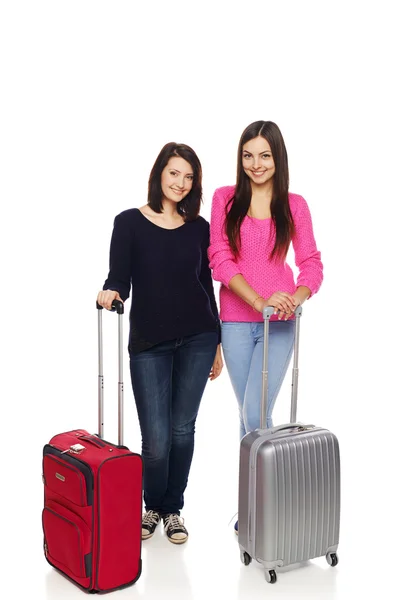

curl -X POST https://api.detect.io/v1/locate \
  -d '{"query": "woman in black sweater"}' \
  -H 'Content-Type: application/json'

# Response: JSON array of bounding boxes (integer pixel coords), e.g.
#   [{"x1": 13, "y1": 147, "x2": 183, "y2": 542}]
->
[{"x1": 97, "y1": 142, "x2": 222, "y2": 544}]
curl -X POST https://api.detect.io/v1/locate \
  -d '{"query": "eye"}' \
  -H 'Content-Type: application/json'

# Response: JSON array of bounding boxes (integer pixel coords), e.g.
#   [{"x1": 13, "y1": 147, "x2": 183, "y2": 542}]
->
[
  {"x1": 186, "y1": 175, "x2": 193, "y2": 181},
  {"x1": 262, "y1": 153, "x2": 271, "y2": 159},
  {"x1": 243, "y1": 153, "x2": 251, "y2": 159},
  {"x1": 170, "y1": 170, "x2": 177, "y2": 176}
]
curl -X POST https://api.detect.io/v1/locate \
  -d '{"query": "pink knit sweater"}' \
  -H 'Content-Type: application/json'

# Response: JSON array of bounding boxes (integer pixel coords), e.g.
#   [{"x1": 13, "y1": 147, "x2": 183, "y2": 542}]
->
[{"x1": 208, "y1": 186, "x2": 323, "y2": 322}]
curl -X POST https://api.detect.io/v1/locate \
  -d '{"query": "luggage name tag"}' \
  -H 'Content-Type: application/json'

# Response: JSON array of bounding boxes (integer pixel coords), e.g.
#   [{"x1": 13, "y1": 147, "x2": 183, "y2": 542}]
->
[{"x1": 61, "y1": 443, "x2": 86, "y2": 454}]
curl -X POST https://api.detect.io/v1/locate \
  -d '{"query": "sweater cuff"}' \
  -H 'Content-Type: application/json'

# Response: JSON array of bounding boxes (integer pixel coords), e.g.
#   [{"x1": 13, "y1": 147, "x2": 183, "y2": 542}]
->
[
  {"x1": 102, "y1": 283, "x2": 130, "y2": 302},
  {"x1": 296, "y1": 278, "x2": 319, "y2": 298},
  {"x1": 216, "y1": 321, "x2": 222, "y2": 344}
]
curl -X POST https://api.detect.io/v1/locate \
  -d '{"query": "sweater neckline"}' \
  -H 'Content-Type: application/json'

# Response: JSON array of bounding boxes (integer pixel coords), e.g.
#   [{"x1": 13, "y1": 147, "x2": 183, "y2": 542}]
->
[
  {"x1": 135, "y1": 208, "x2": 188, "y2": 231},
  {"x1": 246, "y1": 214, "x2": 271, "y2": 222}
]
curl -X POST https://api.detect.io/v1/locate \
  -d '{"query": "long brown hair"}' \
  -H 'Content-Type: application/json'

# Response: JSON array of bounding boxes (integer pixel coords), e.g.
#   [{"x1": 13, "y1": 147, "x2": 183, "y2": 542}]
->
[
  {"x1": 226, "y1": 121, "x2": 294, "y2": 259},
  {"x1": 148, "y1": 142, "x2": 202, "y2": 221}
]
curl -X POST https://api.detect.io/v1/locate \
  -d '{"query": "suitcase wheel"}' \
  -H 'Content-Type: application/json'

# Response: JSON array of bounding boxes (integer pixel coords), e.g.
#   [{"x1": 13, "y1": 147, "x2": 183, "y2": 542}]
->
[
  {"x1": 326, "y1": 552, "x2": 339, "y2": 567},
  {"x1": 265, "y1": 569, "x2": 277, "y2": 584},
  {"x1": 240, "y1": 551, "x2": 252, "y2": 566}
]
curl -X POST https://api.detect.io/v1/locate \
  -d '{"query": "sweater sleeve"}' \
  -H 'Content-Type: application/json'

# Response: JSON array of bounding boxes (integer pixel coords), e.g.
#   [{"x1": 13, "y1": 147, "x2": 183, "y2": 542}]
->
[
  {"x1": 208, "y1": 187, "x2": 241, "y2": 287},
  {"x1": 199, "y1": 222, "x2": 221, "y2": 343},
  {"x1": 291, "y1": 196, "x2": 323, "y2": 297},
  {"x1": 103, "y1": 212, "x2": 133, "y2": 301}
]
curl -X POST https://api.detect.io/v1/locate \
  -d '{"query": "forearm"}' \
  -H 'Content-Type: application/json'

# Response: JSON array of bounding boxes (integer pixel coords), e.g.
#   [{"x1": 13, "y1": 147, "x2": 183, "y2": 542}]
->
[
  {"x1": 293, "y1": 285, "x2": 311, "y2": 305},
  {"x1": 229, "y1": 277, "x2": 311, "y2": 315},
  {"x1": 103, "y1": 214, "x2": 132, "y2": 301},
  {"x1": 228, "y1": 274, "x2": 261, "y2": 308}
]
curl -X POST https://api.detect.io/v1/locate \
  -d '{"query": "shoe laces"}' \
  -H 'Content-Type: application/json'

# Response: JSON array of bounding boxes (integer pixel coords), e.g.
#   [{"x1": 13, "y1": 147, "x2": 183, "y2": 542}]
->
[
  {"x1": 142, "y1": 510, "x2": 159, "y2": 526},
  {"x1": 164, "y1": 513, "x2": 184, "y2": 530}
]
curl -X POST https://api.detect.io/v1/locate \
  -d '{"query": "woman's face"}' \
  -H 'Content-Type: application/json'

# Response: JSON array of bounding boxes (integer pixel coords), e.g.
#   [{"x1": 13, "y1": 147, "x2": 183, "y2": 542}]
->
[
  {"x1": 161, "y1": 156, "x2": 194, "y2": 204},
  {"x1": 242, "y1": 136, "x2": 275, "y2": 186}
]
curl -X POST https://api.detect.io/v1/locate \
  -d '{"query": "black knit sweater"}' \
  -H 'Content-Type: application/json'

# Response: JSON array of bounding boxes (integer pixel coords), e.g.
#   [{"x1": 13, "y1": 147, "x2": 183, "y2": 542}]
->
[{"x1": 103, "y1": 209, "x2": 221, "y2": 353}]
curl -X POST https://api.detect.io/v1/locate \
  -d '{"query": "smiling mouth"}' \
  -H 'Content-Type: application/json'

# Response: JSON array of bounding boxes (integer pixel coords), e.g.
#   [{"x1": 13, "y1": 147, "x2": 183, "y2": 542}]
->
[
  {"x1": 171, "y1": 189, "x2": 184, "y2": 194},
  {"x1": 251, "y1": 171, "x2": 267, "y2": 176}
]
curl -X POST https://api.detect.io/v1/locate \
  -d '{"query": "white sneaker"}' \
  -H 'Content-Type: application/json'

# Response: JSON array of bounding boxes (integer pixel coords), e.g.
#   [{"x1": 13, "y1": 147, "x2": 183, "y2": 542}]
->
[
  {"x1": 142, "y1": 510, "x2": 160, "y2": 540},
  {"x1": 163, "y1": 513, "x2": 188, "y2": 544}
]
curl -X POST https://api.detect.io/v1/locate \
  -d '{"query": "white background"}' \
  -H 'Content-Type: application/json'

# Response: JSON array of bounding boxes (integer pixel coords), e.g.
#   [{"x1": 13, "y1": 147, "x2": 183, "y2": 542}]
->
[{"x1": 1, "y1": 1, "x2": 399, "y2": 598}]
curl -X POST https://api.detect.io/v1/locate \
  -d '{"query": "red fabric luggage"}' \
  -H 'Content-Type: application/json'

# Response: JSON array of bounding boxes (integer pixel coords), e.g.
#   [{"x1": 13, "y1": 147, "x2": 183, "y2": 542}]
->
[{"x1": 42, "y1": 301, "x2": 143, "y2": 592}]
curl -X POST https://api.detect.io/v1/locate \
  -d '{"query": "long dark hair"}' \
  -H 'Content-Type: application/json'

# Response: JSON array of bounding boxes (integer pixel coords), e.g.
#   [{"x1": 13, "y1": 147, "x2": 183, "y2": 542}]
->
[
  {"x1": 226, "y1": 121, "x2": 294, "y2": 260},
  {"x1": 148, "y1": 142, "x2": 202, "y2": 221}
]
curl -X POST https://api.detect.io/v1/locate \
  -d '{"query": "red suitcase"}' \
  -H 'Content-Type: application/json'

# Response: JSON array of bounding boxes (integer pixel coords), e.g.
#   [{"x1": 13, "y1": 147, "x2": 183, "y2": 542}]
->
[{"x1": 42, "y1": 300, "x2": 143, "y2": 593}]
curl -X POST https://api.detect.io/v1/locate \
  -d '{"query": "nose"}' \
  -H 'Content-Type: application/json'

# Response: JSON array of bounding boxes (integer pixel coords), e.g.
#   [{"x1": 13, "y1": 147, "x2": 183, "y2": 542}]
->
[
  {"x1": 252, "y1": 157, "x2": 260, "y2": 169},
  {"x1": 177, "y1": 175, "x2": 185, "y2": 189}
]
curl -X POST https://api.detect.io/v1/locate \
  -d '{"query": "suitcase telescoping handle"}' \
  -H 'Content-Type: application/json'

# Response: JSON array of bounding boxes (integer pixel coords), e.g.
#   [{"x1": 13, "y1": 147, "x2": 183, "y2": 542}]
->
[
  {"x1": 96, "y1": 299, "x2": 124, "y2": 445},
  {"x1": 261, "y1": 305, "x2": 302, "y2": 429}
]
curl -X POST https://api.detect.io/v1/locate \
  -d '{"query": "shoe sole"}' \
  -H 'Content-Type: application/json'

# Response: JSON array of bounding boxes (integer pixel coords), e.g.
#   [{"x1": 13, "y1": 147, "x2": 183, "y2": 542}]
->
[
  {"x1": 142, "y1": 526, "x2": 159, "y2": 540},
  {"x1": 166, "y1": 535, "x2": 188, "y2": 545}
]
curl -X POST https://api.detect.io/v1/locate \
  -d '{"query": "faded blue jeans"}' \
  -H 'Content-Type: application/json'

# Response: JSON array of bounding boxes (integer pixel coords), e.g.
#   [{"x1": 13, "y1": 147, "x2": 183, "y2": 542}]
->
[
  {"x1": 221, "y1": 321, "x2": 295, "y2": 437},
  {"x1": 129, "y1": 331, "x2": 218, "y2": 516}
]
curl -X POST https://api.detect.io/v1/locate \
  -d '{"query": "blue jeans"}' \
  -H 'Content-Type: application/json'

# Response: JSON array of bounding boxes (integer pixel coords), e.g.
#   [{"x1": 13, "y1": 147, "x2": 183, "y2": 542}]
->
[
  {"x1": 221, "y1": 321, "x2": 295, "y2": 437},
  {"x1": 129, "y1": 331, "x2": 218, "y2": 516}
]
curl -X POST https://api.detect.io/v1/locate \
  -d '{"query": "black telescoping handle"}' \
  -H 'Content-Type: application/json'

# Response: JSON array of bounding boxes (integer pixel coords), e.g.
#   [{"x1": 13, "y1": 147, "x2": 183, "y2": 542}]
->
[
  {"x1": 96, "y1": 299, "x2": 124, "y2": 445},
  {"x1": 96, "y1": 299, "x2": 124, "y2": 314}
]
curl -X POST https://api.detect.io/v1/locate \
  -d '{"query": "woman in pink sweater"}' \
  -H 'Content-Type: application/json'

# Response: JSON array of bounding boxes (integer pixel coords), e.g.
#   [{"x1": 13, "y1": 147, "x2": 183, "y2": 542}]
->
[{"x1": 209, "y1": 121, "x2": 323, "y2": 531}]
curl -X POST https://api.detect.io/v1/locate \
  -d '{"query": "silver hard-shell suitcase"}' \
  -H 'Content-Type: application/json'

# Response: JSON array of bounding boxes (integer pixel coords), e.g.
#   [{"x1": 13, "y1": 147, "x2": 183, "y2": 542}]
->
[{"x1": 238, "y1": 306, "x2": 340, "y2": 583}]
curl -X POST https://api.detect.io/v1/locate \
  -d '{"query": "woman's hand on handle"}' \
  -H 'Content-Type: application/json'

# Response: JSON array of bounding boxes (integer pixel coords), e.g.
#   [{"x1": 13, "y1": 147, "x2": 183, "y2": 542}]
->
[
  {"x1": 227, "y1": 275, "x2": 308, "y2": 321},
  {"x1": 209, "y1": 344, "x2": 224, "y2": 381},
  {"x1": 97, "y1": 289, "x2": 123, "y2": 311},
  {"x1": 254, "y1": 292, "x2": 296, "y2": 320}
]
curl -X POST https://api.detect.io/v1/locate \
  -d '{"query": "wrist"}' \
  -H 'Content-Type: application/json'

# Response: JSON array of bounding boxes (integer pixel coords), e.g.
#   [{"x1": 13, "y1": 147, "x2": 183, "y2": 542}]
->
[
  {"x1": 252, "y1": 296, "x2": 264, "y2": 312},
  {"x1": 295, "y1": 286, "x2": 311, "y2": 304}
]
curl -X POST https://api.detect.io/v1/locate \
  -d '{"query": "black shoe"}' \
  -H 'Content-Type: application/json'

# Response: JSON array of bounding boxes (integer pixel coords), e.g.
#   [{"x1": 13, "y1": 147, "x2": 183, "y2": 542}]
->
[
  {"x1": 142, "y1": 510, "x2": 161, "y2": 540},
  {"x1": 163, "y1": 513, "x2": 188, "y2": 544},
  {"x1": 234, "y1": 520, "x2": 238, "y2": 535}
]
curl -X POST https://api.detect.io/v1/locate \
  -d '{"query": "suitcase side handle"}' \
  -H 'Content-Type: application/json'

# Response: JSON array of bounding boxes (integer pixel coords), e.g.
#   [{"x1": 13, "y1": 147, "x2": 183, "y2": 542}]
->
[
  {"x1": 96, "y1": 300, "x2": 124, "y2": 445},
  {"x1": 261, "y1": 305, "x2": 302, "y2": 429}
]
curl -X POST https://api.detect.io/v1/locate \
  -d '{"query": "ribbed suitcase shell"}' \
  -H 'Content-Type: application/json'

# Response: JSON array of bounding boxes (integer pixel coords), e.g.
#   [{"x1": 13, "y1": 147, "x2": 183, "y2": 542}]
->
[{"x1": 238, "y1": 425, "x2": 340, "y2": 570}]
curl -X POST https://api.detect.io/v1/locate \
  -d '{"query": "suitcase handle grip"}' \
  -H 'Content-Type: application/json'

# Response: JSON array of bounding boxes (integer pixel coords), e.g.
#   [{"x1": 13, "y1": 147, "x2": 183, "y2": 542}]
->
[
  {"x1": 77, "y1": 434, "x2": 107, "y2": 448},
  {"x1": 266, "y1": 423, "x2": 315, "y2": 435},
  {"x1": 96, "y1": 299, "x2": 124, "y2": 314},
  {"x1": 262, "y1": 305, "x2": 302, "y2": 319}
]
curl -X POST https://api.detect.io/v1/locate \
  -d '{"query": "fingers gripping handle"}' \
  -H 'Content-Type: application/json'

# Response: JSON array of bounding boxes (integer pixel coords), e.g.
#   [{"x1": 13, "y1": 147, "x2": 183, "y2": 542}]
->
[
  {"x1": 261, "y1": 305, "x2": 302, "y2": 429},
  {"x1": 96, "y1": 299, "x2": 124, "y2": 314},
  {"x1": 262, "y1": 305, "x2": 302, "y2": 321},
  {"x1": 96, "y1": 301, "x2": 124, "y2": 445}
]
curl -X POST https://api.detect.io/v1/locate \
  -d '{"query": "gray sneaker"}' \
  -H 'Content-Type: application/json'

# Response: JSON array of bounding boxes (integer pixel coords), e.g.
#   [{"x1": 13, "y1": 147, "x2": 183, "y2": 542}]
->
[
  {"x1": 163, "y1": 513, "x2": 188, "y2": 544},
  {"x1": 142, "y1": 510, "x2": 161, "y2": 540}
]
